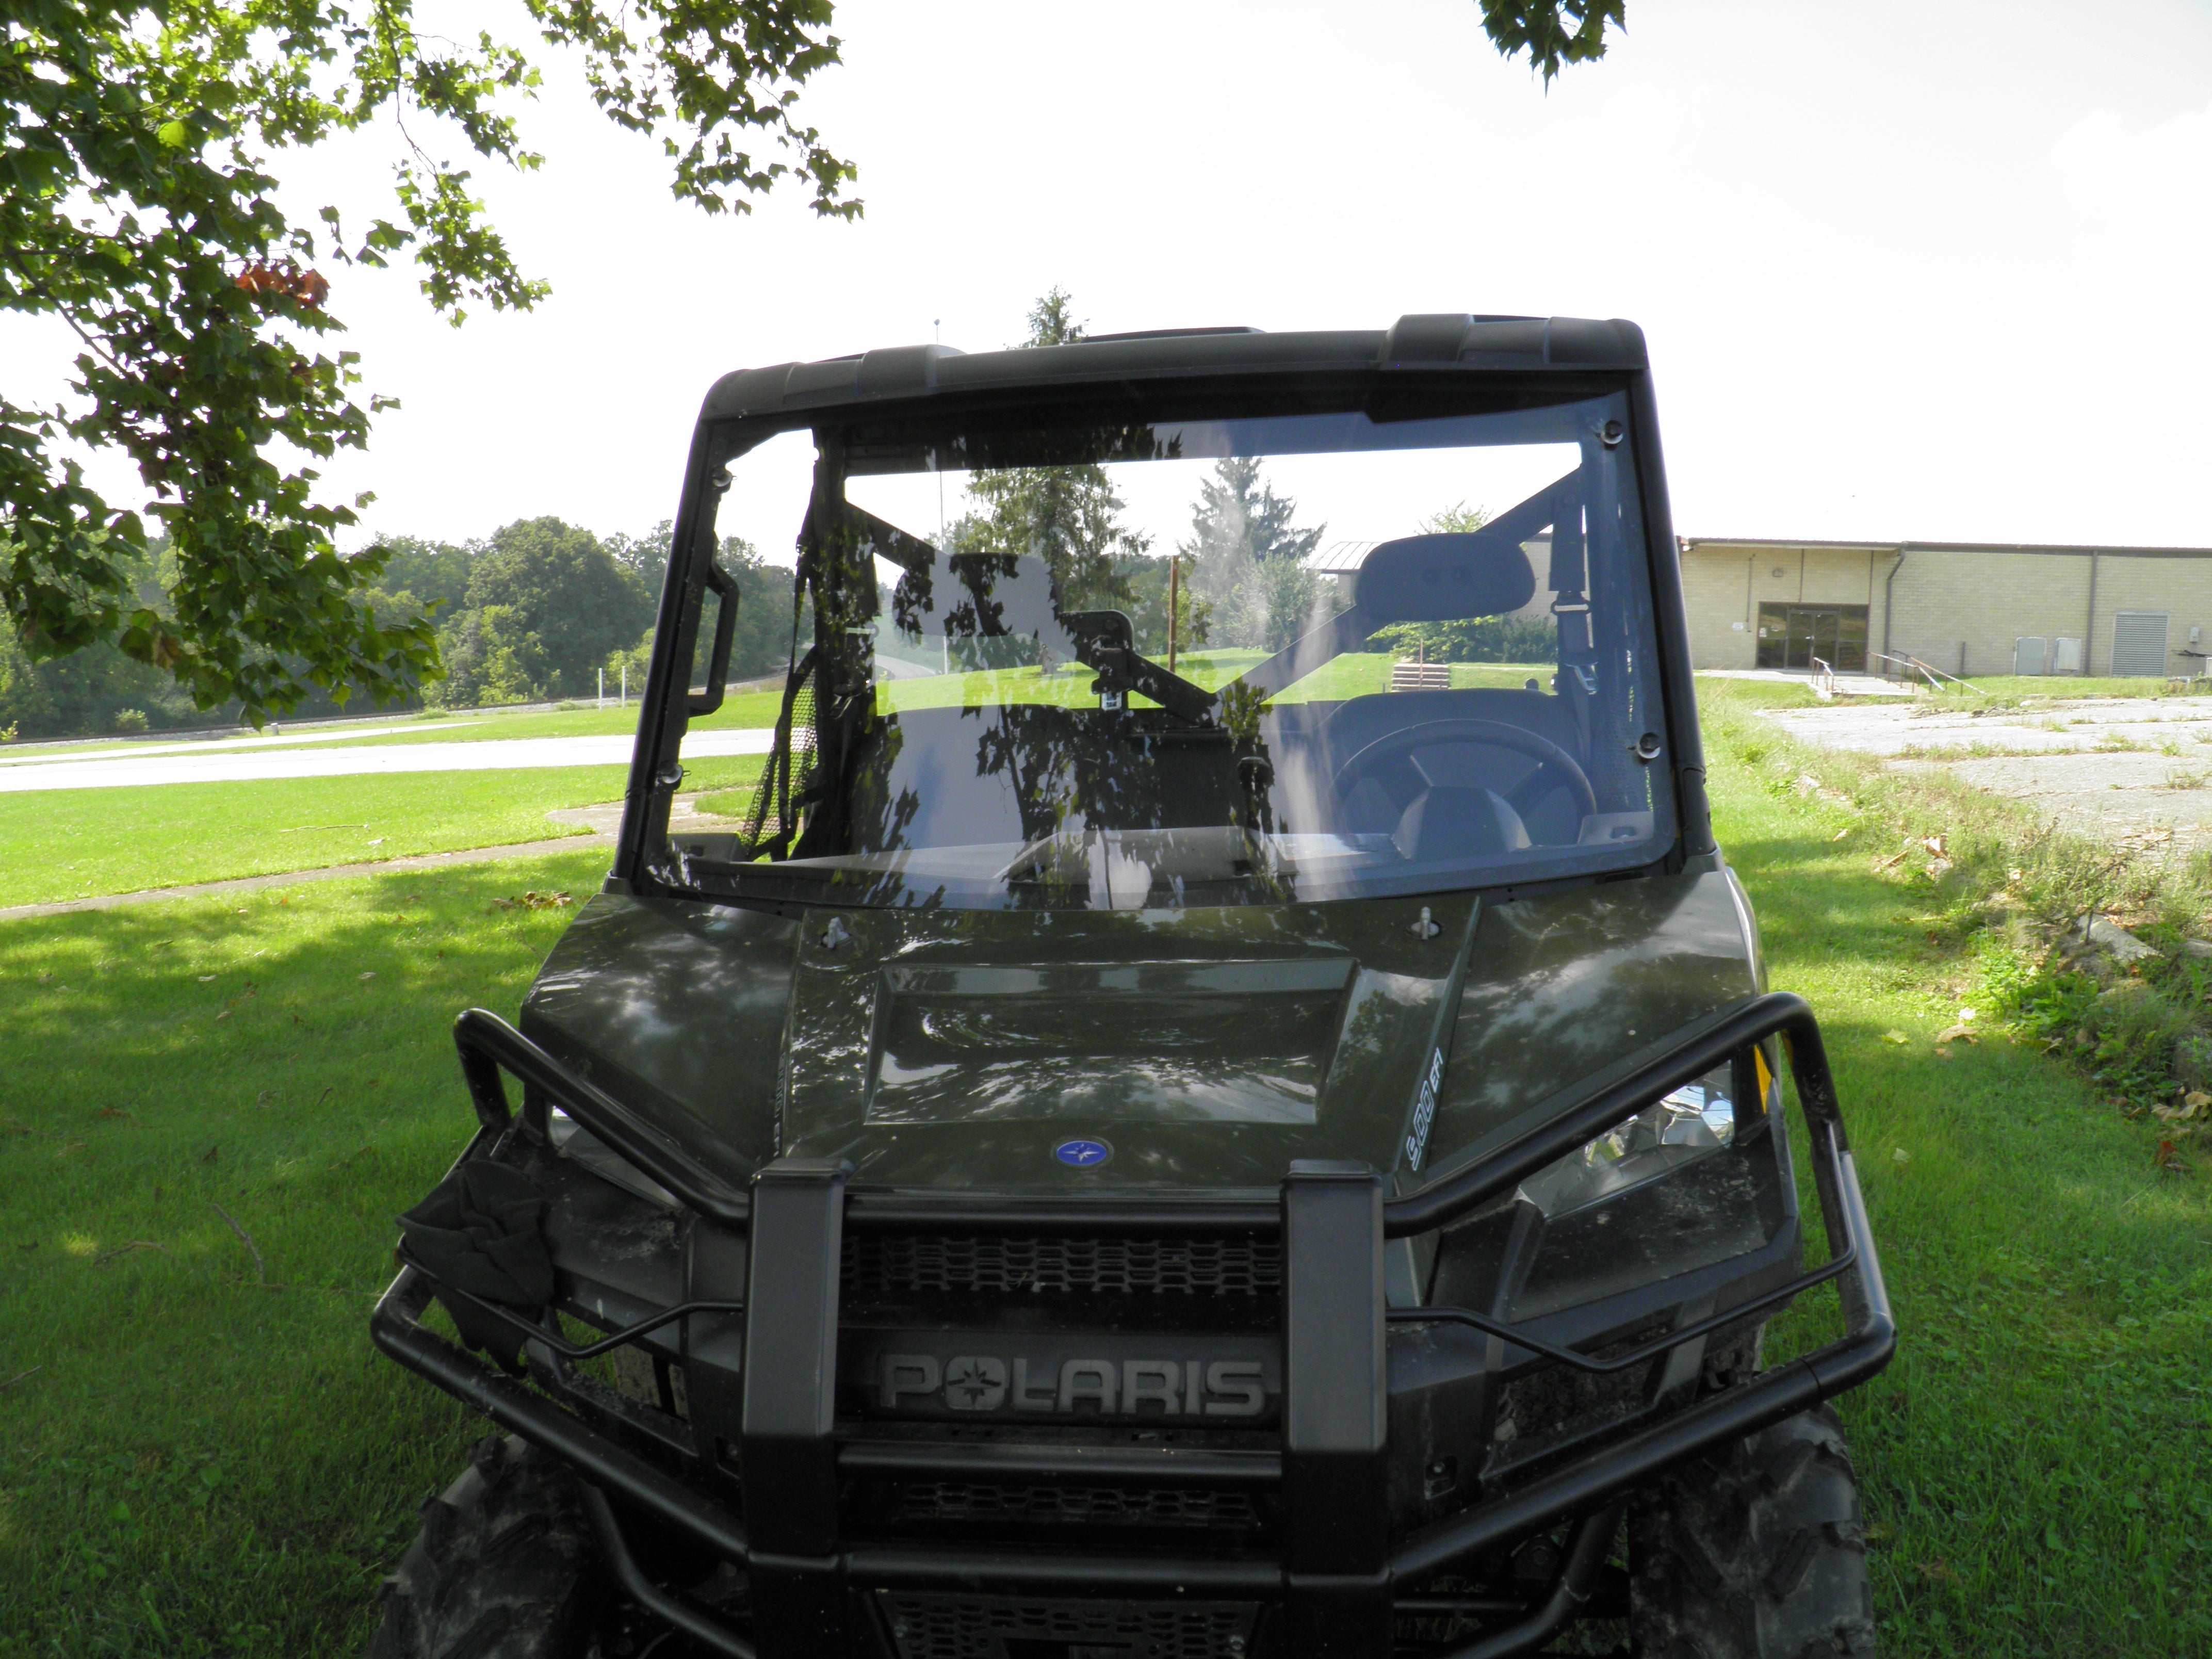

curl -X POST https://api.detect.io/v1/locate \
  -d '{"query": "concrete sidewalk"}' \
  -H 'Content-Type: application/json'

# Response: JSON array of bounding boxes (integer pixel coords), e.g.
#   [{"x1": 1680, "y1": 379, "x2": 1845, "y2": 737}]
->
[{"x1": 1697, "y1": 669, "x2": 1920, "y2": 698}]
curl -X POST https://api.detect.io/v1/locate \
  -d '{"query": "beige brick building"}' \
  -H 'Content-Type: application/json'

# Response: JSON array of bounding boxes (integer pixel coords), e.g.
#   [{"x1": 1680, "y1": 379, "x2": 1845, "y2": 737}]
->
[{"x1": 1679, "y1": 538, "x2": 2212, "y2": 680}]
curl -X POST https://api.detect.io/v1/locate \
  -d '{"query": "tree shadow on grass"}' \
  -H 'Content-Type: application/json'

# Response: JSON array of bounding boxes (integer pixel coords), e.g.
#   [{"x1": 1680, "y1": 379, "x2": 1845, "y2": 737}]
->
[{"x1": 0, "y1": 849, "x2": 611, "y2": 1656}]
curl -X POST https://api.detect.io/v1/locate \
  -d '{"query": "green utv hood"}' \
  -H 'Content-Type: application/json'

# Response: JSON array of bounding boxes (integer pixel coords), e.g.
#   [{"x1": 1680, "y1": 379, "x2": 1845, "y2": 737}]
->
[{"x1": 518, "y1": 871, "x2": 1757, "y2": 1196}]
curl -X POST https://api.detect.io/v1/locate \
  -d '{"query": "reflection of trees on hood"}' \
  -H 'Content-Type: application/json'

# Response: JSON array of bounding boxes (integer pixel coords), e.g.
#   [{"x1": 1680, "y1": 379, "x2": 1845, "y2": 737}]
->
[{"x1": 1180, "y1": 458, "x2": 1328, "y2": 652}]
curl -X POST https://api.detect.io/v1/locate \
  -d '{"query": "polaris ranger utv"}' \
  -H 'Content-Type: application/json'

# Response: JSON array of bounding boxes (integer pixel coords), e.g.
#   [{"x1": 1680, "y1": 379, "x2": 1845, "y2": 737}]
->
[{"x1": 368, "y1": 315, "x2": 1894, "y2": 1659}]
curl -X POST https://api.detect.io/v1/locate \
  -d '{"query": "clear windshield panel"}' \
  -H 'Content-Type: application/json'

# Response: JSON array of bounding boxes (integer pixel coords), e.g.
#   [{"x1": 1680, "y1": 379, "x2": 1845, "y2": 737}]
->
[{"x1": 660, "y1": 391, "x2": 1673, "y2": 909}]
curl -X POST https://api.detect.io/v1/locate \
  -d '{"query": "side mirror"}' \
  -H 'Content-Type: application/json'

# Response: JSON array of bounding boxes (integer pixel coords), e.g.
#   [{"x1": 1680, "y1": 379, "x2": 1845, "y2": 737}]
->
[{"x1": 1354, "y1": 532, "x2": 1536, "y2": 624}]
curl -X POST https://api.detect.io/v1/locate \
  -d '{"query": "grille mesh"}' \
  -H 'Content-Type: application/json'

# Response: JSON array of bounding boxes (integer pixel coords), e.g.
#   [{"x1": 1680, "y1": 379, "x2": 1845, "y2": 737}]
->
[
  {"x1": 881, "y1": 1593, "x2": 1257, "y2": 1659},
  {"x1": 893, "y1": 1481, "x2": 1262, "y2": 1532},
  {"x1": 843, "y1": 1233, "x2": 1282, "y2": 1299}
]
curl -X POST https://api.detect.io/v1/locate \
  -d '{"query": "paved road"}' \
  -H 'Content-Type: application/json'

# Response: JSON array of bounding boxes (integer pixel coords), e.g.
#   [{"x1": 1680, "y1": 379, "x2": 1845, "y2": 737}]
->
[
  {"x1": 0, "y1": 721, "x2": 486, "y2": 767},
  {"x1": 0, "y1": 728, "x2": 776, "y2": 793}
]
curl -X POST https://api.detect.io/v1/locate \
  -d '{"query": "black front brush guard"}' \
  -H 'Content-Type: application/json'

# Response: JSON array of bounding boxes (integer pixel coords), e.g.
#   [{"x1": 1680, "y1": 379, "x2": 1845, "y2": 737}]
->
[{"x1": 374, "y1": 990, "x2": 1893, "y2": 1659}]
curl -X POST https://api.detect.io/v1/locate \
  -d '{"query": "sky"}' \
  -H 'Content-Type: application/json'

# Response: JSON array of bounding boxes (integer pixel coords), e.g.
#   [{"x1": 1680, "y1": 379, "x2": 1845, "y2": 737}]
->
[{"x1": 13, "y1": 0, "x2": 2212, "y2": 559}]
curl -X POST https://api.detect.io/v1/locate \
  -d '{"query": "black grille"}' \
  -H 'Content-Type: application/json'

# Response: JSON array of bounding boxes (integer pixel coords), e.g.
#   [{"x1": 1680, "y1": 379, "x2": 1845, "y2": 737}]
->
[
  {"x1": 881, "y1": 1592, "x2": 1258, "y2": 1659},
  {"x1": 843, "y1": 1233, "x2": 1282, "y2": 1299},
  {"x1": 893, "y1": 1481, "x2": 1263, "y2": 1532}
]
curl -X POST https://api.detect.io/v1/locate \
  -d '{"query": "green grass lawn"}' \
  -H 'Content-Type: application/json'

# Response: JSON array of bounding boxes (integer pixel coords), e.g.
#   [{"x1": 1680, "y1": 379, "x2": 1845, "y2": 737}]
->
[
  {"x1": 871, "y1": 650, "x2": 1560, "y2": 715},
  {"x1": 0, "y1": 770, "x2": 617, "y2": 910},
  {"x1": 1916, "y1": 673, "x2": 2210, "y2": 703},
  {"x1": 1, "y1": 700, "x2": 2206, "y2": 1653},
  {"x1": 1, "y1": 852, "x2": 609, "y2": 1656},
  {"x1": 1720, "y1": 689, "x2": 2211, "y2": 1657},
  {"x1": 0, "y1": 755, "x2": 770, "y2": 912}
]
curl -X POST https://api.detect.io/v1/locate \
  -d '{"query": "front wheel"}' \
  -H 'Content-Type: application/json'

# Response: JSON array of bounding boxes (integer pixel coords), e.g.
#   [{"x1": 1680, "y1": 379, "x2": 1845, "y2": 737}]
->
[
  {"x1": 366, "y1": 1435, "x2": 607, "y2": 1659},
  {"x1": 1627, "y1": 1405, "x2": 1878, "y2": 1658}
]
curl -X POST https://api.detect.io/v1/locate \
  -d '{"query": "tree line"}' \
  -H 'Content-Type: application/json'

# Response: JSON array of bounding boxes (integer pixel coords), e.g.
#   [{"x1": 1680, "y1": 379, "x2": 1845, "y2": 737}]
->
[
  {"x1": 0, "y1": 521, "x2": 805, "y2": 740},
  {"x1": 0, "y1": 442, "x2": 1548, "y2": 744}
]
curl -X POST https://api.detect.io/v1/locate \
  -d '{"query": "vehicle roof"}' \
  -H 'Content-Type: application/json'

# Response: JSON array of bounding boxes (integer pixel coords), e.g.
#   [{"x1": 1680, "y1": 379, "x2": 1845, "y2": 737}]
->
[{"x1": 700, "y1": 314, "x2": 1647, "y2": 424}]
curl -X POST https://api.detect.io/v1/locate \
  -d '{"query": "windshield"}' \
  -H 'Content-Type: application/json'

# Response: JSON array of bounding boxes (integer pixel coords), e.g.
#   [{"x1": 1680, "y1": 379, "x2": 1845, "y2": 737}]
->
[{"x1": 650, "y1": 387, "x2": 1674, "y2": 910}]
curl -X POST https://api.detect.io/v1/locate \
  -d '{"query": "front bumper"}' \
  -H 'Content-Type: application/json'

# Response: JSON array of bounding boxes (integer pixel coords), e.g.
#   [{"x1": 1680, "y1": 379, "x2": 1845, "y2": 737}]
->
[{"x1": 372, "y1": 991, "x2": 1892, "y2": 1659}]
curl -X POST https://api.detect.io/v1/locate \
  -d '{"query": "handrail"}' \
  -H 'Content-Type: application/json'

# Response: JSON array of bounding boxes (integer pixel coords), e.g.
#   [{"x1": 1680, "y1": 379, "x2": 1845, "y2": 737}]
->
[{"x1": 1872, "y1": 649, "x2": 1978, "y2": 694}]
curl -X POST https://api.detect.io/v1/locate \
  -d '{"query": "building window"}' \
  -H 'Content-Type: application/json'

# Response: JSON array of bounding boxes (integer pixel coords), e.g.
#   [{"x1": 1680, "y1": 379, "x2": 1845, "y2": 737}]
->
[{"x1": 1755, "y1": 604, "x2": 1868, "y2": 673}]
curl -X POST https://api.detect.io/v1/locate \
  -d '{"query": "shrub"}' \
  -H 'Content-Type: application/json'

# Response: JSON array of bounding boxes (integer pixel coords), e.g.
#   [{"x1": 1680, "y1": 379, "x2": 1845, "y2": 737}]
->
[{"x1": 111, "y1": 708, "x2": 149, "y2": 734}]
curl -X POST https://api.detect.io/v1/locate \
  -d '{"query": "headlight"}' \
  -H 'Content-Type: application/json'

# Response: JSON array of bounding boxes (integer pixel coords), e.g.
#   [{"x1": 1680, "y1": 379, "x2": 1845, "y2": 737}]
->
[
  {"x1": 549, "y1": 1108, "x2": 680, "y2": 1210},
  {"x1": 1517, "y1": 1052, "x2": 1765, "y2": 1220}
]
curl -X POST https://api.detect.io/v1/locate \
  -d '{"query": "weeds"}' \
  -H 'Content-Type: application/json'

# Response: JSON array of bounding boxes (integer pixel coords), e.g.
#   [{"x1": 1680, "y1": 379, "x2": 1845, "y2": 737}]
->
[{"x1": 1701, "y1": 679, "x2": 2212, "y2": 1123}]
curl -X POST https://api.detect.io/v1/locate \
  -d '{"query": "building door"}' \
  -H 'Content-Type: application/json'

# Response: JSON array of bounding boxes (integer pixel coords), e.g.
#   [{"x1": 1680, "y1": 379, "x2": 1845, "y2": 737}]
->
[
  {"x1": 1756, "y1": 604, "x2": 1869, "y2": 672},
  {"x1": 2111, "y1": 611, "x2": 2169, "y2": 677}
]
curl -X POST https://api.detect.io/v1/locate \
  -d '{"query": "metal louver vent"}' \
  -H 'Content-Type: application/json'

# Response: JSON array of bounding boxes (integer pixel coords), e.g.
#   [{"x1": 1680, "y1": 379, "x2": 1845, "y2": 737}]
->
[
  {"x1": 842, "y1": 1232, "x2": 1283, "y2": 1298},
  {"x1": 2111, "y1": 611, "x2": 2169, "y2": 678},
  {"x1": 892, "y1": 1482, "x2": 1263, "y2": 1532},
  {"x1": 881, "y1": 1593, "x2": 1259, "y2": 1659}
]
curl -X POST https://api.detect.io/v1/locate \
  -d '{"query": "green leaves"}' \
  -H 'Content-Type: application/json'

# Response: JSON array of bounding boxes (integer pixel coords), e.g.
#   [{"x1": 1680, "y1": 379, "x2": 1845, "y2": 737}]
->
[
  {"x1": 1476, "y1": 0, "x2": 1628, "y2": 83},
  {"x1": 527, "y1": 0, "x2": 859, "y2": 219},
  {"x1": 2, "y1": 1, "x2": 855, "y2": 724}
]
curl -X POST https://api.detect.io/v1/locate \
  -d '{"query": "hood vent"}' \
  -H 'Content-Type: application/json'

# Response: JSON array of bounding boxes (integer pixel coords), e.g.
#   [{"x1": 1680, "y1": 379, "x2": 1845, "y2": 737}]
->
[{"x1": 843, "y1": 1231, "x2": 1283, "y2": 1299}]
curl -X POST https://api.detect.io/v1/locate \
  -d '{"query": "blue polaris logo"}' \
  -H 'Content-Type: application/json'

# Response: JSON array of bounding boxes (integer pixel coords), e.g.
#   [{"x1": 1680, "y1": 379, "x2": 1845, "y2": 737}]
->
[{"x1": 1053, "y1": 1137, "x2": 1113, "y2": 1168}]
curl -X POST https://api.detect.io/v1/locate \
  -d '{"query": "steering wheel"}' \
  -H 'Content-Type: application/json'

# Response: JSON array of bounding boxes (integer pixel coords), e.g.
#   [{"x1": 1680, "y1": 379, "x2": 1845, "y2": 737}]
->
[{"x1": 1331, "y1": 718, "x2": 1598, "y2": 823}]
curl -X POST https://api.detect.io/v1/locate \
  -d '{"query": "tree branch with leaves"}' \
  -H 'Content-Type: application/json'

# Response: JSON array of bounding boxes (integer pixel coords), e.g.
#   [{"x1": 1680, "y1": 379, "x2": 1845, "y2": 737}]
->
[
  {"x1": 1477, "y1": 0, "x2": 1628, "y2": 82},
  {"x1": 0, "y1": 0, "x2": 855, "y2": 721}
]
